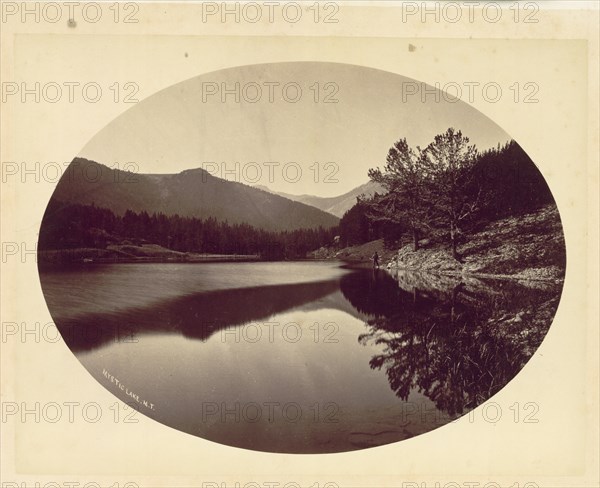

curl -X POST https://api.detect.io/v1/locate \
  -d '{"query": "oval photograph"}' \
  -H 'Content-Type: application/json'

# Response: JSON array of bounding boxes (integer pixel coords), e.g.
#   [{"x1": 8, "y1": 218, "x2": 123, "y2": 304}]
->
[{"x1": 37, "y1": 62, "x2": 565, "y2": 453}]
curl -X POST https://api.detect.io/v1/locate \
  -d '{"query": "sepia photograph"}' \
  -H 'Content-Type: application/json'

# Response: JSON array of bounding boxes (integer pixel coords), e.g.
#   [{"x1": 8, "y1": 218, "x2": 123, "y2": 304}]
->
[
  {"x1": 37, "y1": 62, "x2": 565, "y2": 453},
  {"x1": 1, "y1": 2, "x2": 598, "y2": 487}
]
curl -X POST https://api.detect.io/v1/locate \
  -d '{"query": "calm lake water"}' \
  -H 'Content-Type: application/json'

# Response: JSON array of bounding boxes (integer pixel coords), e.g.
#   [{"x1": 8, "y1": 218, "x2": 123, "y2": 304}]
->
[{"x1": 39, "y1": 261, "x2": 562, "y2": 453}]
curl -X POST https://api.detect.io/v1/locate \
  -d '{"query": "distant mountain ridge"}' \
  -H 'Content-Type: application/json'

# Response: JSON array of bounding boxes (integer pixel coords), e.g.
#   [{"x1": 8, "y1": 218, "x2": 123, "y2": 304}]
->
[
  {"x1": 255, "y1": 181, "x2": 384, "y2": 218},
  {"x1": 50, "y1": 158, "x2": 339, "y2": 232}
]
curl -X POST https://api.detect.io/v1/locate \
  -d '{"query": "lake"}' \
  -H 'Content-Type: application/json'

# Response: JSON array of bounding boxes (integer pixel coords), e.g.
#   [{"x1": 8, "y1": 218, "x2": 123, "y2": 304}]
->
[{"x1": 39, "y1": 261, "x2": 562, "y2": 453}]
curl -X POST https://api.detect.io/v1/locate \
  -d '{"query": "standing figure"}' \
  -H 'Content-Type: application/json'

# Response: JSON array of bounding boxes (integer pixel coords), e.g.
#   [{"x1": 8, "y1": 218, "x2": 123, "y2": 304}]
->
[{"x1": 372, "y1": 251, "x2": 380, "y2": 269}]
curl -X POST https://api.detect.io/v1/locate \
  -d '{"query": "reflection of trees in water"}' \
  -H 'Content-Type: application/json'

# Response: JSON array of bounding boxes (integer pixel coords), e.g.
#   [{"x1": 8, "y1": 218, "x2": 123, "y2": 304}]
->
[{"x1": 340, "y1": 269, "x2": 562, "y2": 416}]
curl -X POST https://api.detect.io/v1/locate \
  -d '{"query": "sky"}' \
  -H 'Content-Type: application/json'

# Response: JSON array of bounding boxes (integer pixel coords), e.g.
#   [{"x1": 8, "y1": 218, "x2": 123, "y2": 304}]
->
[{"x1": 80, "y1": 62, "x2": 511, "y2": 198}]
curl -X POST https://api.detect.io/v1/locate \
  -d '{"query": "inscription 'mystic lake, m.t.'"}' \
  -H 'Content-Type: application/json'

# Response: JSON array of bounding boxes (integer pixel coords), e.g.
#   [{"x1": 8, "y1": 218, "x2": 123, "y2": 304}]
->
[{"x1": 40, "y1": 261, "x2": 561, "y2": 453}]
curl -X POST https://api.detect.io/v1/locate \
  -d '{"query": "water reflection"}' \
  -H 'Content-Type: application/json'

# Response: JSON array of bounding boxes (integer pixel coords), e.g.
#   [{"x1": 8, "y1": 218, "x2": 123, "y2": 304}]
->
[
  {"x1": 340, "y1": 269, "x2": 562, "y2": 416},
  {"x1": 56, "y1": 278, "x2": 339, "y2": 351},
  {"x1": 40, "y1": 262, "x2": 562, "y2": 452}
]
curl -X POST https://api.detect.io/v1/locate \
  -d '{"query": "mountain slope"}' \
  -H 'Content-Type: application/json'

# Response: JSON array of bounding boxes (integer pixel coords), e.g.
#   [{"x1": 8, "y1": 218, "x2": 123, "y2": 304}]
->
[
  {"x1": 50, "y1": 158, "x2": 339, "y2": 231},
  {"x1": 255, "y1": 181, "x2": 384, "y2": 218}
]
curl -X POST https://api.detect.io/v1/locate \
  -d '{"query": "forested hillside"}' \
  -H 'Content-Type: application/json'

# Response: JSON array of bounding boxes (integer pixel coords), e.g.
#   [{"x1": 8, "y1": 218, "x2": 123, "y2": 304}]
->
[{"x1": 39, "y1": 200, "x2": 337, "y2": 261}]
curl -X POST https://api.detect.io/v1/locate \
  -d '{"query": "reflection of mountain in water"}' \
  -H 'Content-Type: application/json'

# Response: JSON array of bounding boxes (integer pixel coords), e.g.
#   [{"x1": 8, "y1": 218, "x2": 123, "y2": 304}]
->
[
  {"x1": 340, "y1": 269, "x2": 562, "y2": 416},
  {"x1": 58, "y1": 279, "x2": 339, "y2": 351}
]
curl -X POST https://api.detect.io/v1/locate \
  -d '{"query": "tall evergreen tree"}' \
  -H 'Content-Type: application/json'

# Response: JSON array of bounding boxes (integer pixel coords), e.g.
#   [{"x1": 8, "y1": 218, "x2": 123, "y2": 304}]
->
[
  {"x1": 422, "y1": 128, "x2": 481, "y2": 259},
  {"x1": 367, "y1": 138, "x2": 432, "y2": 250}
]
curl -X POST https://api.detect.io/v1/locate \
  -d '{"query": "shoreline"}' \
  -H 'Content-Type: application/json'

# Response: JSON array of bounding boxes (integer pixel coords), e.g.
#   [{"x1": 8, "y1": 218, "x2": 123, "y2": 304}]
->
[
  {"x1": 38, "y1": 203, "x2": 565, "y2": 284},
  {"x1": 320, "y1": 204, "x2": 566, "y2": 284},
  {"x1": 37, "y1": 249, "x2": 262, "y2": 267},
  {"x1": 38, "y1": 252, "x2": 564, "y2": 283},
  {"x1": 342, "y1": 259, "x2": 564, "y2": 283}
]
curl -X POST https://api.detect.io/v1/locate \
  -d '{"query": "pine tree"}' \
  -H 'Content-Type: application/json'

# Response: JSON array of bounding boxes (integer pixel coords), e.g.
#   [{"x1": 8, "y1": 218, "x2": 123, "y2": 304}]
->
[
  {"x1": 422, "y1": 128, "x2": 480, "y2": 259},
  {"x1": 367, "y1": 138, "x2": 432, "y2": 251}
]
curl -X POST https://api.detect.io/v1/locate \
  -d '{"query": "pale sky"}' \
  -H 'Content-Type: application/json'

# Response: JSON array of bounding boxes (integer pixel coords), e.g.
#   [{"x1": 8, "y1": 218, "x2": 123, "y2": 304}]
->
[{"x1": 80, "y1": 62, "x2": 511, "y2": 197}]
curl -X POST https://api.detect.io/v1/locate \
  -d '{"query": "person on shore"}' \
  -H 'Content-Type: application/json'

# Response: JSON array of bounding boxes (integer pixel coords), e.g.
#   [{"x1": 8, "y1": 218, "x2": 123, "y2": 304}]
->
[{"x1": 372, "y1": 251, "x2": 380, "y2": 269}]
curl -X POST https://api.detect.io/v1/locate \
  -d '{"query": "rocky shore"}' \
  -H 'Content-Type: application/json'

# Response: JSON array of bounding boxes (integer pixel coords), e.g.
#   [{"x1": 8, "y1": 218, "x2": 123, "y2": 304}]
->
[{"x1": 311, "y1": 204, "x2": 565, "y2": 282}]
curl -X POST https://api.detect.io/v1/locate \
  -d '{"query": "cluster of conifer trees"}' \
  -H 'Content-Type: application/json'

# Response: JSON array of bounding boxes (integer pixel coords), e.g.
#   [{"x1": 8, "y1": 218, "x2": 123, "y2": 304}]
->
[{"x1": 339, "y1": 131, "x2": 554, "y2": 255}]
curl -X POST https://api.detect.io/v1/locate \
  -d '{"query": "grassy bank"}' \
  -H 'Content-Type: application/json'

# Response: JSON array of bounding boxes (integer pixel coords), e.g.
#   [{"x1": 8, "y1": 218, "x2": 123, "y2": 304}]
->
[
  {"x1": 312, "y1": 204, "x2": 565, "y2": 282},
  {"x1": 38, "y1": 243, "x2": 260, "y2": 266}
]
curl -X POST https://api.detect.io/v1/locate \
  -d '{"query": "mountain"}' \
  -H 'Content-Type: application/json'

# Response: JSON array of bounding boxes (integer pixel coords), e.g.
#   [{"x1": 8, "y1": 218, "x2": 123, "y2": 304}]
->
[
  {"x1": 50, "y1": 158, "x2": 339, "y2": 232},
  {"x1": 255, "y1": 181, "x2": 384, "y2": 218}
]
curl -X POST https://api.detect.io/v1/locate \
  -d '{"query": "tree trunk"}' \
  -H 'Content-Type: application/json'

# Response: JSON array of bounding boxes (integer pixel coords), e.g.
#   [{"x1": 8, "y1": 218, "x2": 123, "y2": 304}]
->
[
  {"x1": 412, "y1": 228, "x2": 419, "y2": 251},
  {"x1": 450, "y1": 222, "x2": 458, "y2": 260}
]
